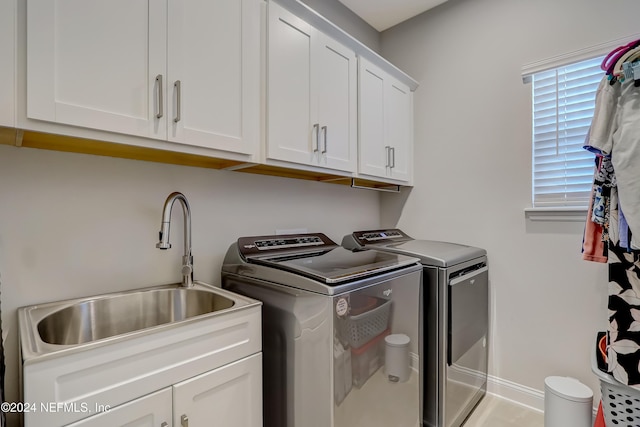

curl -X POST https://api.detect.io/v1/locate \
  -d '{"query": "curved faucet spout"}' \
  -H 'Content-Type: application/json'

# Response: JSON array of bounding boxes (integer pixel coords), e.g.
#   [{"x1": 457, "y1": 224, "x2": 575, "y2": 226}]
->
[{"x1": 156, "y1": 192, "x2": 193, "y2": 287}]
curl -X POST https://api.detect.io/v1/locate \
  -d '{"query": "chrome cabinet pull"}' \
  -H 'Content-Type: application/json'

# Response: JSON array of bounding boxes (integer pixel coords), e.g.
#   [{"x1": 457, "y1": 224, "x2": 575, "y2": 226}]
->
[
  {"x1": 390, "y1": 146, "x2": 395, "y2": 168},
  {"x1": 321, "y1": 125, "x2": 327, "y2": 154},
  {"x1": 155, "y1": 75, "x2": 163, "y2": 119},
  {"x1": 385, "y1": 146, "x2": 390, "y2": 167},
  {"x1": 174, "y1": 80, "x2": 182, "y2": 123},
  {"x1": 181, "y1": 414, "x2": 189, "y2": 427},
  {"x1": 313, "y1": 123, "x2": 319, "y2": 152}
]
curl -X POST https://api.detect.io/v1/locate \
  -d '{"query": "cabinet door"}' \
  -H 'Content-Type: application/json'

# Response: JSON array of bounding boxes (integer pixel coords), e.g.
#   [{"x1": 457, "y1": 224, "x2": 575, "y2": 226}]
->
[
  {"x1": 66, "y1": 388, "x2": 172, "y2": 427},
  {"x1": 173, "y1": 353, "x2": 262, "y2": 427},
  {"x1": 316, "y1": 34, "x2": 357, "y2": 173},
  {"x1": 386, "y1": 78, "x2": 412, "y2": 182},
  {"x1": 27, "y1": 0, "x2": 167, "y2": 139},
  {"x1": 167, "y1": 0, "x2": 259, "y2": 154},
  {"x1": 0, "y1": 0, "x2": 15, "y2": 127},
  {"x1": 267, "y1": 2, "x2": 318, "y2": 166},
  {"x1": 358, "y1": 58, "x2": 388, "y2": 178}
]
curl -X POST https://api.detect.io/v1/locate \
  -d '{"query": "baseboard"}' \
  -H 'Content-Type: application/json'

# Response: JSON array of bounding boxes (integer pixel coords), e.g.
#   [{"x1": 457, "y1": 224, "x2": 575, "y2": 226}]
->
[
  {"x1": 487, "y1": 375, "x2": 598, "y2": 418},
  {"x1": 486, "y1": 374, "x2": 545, "y2": 412}
]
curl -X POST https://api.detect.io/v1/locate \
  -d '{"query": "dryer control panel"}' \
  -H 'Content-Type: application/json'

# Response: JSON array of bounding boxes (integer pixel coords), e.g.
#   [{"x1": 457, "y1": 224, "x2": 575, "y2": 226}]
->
[{"x1": 350, "y1": 229, "x2": 411, "y2": 246}]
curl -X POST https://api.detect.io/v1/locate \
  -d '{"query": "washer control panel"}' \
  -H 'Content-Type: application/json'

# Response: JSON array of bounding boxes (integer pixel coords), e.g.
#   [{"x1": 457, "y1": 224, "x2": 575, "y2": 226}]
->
[
  {"x1": 238, "y1": 233, "x2": 337, "y2": 257},
  {"x1": 254, "y1": 236, "x2": 323, "y2": 250}
]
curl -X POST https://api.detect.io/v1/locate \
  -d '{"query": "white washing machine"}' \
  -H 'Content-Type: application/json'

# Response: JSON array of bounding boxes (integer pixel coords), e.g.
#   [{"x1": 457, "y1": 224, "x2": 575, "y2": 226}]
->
[{"x1": 221, "y1": 233, "x2": 423, "y2": 427}]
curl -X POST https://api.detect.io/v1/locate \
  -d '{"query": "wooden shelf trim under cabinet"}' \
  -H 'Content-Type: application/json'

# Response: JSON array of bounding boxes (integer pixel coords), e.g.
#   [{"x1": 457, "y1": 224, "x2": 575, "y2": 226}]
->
[
  {"x1": 4, "y1": 128, "x2": 245, "y2": 170},
  {"x1": 0, "y1": 126, "x2": 408, "y2": 190}
]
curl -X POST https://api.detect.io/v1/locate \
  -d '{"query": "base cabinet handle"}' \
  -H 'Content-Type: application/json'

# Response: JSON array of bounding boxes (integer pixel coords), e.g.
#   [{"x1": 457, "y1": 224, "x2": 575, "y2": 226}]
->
[
  {"x1": 181, "y1": 414, "x2": 189, "y2": 427},
  {"x1": 161, "y1": 423, "x2": 168, "y2": 427}
]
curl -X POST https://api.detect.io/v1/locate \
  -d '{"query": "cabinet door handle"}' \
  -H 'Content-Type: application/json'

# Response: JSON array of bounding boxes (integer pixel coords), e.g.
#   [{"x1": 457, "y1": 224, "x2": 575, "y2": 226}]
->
[
  {"x1": 390, "y1": 146, "x2": 395, "y2": 168},
  {"x1": 174, "y1": 80, "x2": 182, "y2": 123},
  {"x1": 321, "y1": 126, "x2": 328, "y2": 154},
  {"x1": 155, "y1": 74, "x2": 163, "y2": 119},
  {"x1": 385, "y1": 146, "x2": 390, "y2": 167},
  {"x1": 161, "y1": 423, "x2": 168, "y2": 427},
  {"x1": 181, "y1": 414, "x2": 189, "y2": 427},
  {"x1": 312, "y1": 123, "x2": 319, "y2": 152}
]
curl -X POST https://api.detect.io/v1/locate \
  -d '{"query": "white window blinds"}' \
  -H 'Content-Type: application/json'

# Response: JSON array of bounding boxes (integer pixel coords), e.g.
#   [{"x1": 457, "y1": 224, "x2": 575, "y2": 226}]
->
[{"x1": 531, "y1": 56, "x2": 604, "y2": 207}]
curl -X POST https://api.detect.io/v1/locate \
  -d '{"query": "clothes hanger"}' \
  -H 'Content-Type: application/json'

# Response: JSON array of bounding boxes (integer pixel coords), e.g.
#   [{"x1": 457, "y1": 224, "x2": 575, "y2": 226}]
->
[
  {"x1": 602, "y1": 39, "x2": 640, "y2": 74},
  {"x1": 612, "y1": 45, "x2": 640, "y2": 78},
  {"x1": 602, "y1": 41, "x2": 637, "y2": 72}
]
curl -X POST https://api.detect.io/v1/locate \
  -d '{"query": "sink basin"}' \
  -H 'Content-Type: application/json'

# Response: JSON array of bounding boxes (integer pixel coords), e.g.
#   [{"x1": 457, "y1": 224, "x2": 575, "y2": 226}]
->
[
  {"x1": 37, "y1": 287, "x2": 234, "y2": 345},
  {"x1": 19, "y1": 282, "x2": 258, "y2": 361}
]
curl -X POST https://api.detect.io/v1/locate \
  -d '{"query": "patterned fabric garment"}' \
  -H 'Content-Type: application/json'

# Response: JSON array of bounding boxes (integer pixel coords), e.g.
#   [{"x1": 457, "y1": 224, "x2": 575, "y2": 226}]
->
[
  {"x1": 607, "y1": 240, "x2": 640, "y2": 389},
  {"x1": 592, "y1": 156, "x2": 616, "y2": 227}
]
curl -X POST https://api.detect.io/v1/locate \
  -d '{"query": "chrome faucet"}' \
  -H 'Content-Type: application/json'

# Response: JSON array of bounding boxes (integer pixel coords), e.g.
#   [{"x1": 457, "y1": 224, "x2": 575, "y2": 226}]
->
[{"x1": 156, "y1": 192, "x2": 193, "y2": 288}]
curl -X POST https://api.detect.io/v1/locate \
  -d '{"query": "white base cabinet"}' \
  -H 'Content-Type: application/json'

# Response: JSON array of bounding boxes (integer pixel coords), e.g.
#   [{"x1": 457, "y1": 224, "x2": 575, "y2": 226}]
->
[
  {"x1": 67, "y1": 354, "x2": 262, "y2": 427},
  {"x1": 358, "y1": 57, "x2": 413, "y2": 183},
  {"x1": 22, "y1": 300, "x2": 262, "y2": 427}
]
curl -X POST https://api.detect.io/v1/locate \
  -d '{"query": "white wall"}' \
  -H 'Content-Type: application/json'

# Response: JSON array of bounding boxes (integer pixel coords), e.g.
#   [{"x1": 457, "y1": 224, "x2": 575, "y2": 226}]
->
[
  {"x1": 380, "y1": 0, "x2": 640, "y2": 408},
  {"x1": 301, "y1": 0, "x2": 380, "y2": 52},
  {"x1": 0, "y1": 144, "x2": 380, "y2": 422}
]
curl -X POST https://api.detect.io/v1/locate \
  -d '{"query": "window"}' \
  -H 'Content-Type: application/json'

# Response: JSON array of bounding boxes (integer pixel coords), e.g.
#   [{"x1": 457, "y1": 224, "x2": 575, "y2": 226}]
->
[{"x1": 531, "y1": 56, "x2": 604, "y2": 208}]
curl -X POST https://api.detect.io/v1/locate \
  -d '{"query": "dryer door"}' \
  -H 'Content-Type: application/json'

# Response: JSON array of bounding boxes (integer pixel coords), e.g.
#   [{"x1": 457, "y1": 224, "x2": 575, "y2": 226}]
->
[{"x1": 446, "y1": 265, "x2": 488, "y2": 427}]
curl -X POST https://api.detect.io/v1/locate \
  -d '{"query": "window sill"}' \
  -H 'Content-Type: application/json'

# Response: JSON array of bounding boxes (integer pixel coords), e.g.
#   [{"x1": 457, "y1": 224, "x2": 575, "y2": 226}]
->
[{"x1": 524, "y1": 207, "x2": 588, "y2": 222}]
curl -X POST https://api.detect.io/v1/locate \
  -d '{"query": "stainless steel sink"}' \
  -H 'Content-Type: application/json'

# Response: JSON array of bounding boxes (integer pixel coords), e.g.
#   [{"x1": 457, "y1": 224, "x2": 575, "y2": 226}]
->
[
  {"x1": 37, "y1": 287, "x2": 234, "y2": 345},
  {"x1": 19, "y1": 282, "x2": 258, "y2": 361}
]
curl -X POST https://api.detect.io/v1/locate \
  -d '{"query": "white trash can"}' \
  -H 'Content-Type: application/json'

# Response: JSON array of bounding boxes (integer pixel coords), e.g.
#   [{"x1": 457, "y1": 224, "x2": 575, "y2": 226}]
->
[
  {"x1": 385, "y1": 334, "x2": 410, "y2": 382},
  {"x1": 544, "y1": 376, "x2": 593, "y2": 427}
]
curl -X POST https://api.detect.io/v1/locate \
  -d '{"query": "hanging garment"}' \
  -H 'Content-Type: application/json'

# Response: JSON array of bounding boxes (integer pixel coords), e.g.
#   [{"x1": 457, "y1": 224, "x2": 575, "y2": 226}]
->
[
  {"x1": 584, "y1": 76, "x2": 621, "y2": 156},
  {"x1": 607, "y1": 240, "x2": 640, "y2": 388},
  {"x1": 582, "y1": 181, "x2": 607, "y2": 263},
  {"x1": 604, "y1": 82, "x2": 640, "y2": 249}
]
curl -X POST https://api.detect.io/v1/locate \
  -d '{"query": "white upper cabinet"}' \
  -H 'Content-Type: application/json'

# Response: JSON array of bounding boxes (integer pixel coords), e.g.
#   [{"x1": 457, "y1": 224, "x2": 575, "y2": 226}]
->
[
  {"x1": 27, "y1": 0, "x2": 167, "y2": 139},
  {"x1": 358, "y1": 57, "x2": 413, "y2": 183},
  {"x1": 27, "y1": 0, "x2": 260, "y2": 155},
  {"x1": 0, "y1": 0, "x2": 15, "y2": 128},
  {"x1": 267, "y1": 1, "x2": 357, "y2": 173},
  {"x1": 166, "y1": 0, "x2": 260, "y2": 153}
]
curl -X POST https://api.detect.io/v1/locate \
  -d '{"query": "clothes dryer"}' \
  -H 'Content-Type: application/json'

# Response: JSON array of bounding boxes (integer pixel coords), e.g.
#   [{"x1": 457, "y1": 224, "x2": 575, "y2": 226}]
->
[
  {"x1": 342, "y1": 229, "x2": 488, "y2": 427},
  {"x1": 221, "y1": 233, "x2": 423, "y2": 427}
]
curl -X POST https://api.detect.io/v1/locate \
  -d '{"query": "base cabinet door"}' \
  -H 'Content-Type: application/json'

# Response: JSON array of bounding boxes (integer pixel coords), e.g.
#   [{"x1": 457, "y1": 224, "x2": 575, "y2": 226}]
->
[
  {"x1": 173, "y1": 353, "x2": 262, "y2": 427},
  {"x1": 65, "y1": 389, "x2": 172, "y2": 427}
]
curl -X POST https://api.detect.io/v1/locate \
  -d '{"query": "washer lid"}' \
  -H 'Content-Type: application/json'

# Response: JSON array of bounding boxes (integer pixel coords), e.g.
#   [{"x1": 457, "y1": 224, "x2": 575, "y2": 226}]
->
[
  {"x1": 251, "y1": 246, "x2": 420, "y2": 284},
  {"x1": 382, "y1": 240, "x2": 486, "y2": 267},
  {"x1": 544, "y1": 376, "x2": 593, "y2": 402}
]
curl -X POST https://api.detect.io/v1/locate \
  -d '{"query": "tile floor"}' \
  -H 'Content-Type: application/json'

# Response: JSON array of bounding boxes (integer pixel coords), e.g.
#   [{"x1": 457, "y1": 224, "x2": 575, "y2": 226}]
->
[{"x1": 463, "y1": 394, "x2": 544, "y2": 427}]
